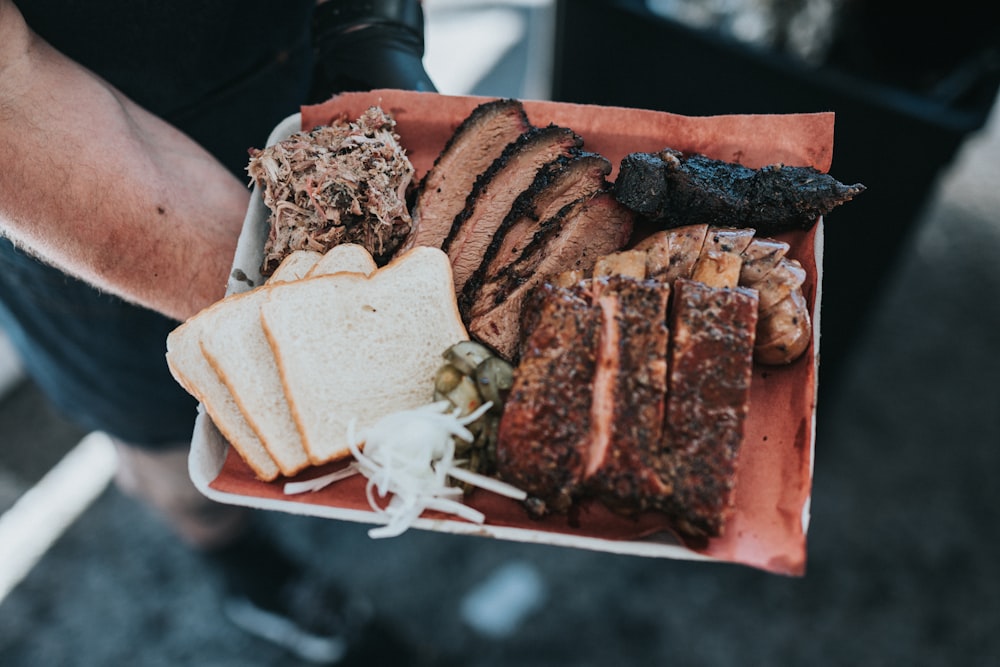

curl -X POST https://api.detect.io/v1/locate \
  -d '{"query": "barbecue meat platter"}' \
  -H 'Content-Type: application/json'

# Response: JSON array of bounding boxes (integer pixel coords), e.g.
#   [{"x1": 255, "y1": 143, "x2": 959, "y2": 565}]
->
[{"x1": 182, "y1": 90, "x2": 863, "y2": 576}]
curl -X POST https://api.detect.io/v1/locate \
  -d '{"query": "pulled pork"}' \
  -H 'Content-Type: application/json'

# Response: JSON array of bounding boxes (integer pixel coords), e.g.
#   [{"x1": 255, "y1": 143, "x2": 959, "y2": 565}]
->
[{"x1": 248, "y1": 106, "x2": 414, "y2": 275}]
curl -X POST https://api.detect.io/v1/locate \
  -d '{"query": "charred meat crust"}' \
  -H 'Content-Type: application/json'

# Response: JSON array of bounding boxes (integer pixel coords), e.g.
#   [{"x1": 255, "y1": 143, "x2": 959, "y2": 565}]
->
[
  {"x1": 459, "y1": 152, "x2": 612, "y2": 318},
  {"x1": 614, "y1": 148, "x2": 865, "y2": 235},
  {"x1": 442, "y1": 125, "x2": 584, "y2": 291},
  {"x1": 495, "y1": 284, "x2": 600, "y2": 514},
  {"x1": 660, "y1": 278, "x2": 759, "y2": 538},
  {"x1": 583, "y1": 276, "x2": 672, "y2": 514},
  {"x1": 405, "y1": 98, "x2": 531, "y2": 250},
  {"x1": 497, "y1": 275, "x2": 758, "y2": 539}
]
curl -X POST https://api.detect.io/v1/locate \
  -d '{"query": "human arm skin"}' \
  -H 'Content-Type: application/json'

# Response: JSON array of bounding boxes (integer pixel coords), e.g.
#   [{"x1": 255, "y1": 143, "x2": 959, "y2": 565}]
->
[{"x1": 0, "y1": 1, "x2": 251, "y2": 322}]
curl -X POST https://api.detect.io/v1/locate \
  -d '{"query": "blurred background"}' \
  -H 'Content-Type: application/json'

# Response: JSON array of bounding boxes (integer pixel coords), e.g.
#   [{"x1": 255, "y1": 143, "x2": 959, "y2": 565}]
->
[{"x1": 2, "y1": 1, "x2": 999, "y2": 665}]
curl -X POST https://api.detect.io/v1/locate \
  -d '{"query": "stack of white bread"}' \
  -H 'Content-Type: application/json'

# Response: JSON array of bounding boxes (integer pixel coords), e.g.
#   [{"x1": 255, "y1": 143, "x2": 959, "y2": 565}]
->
[{"x1": 166, "y1": 245, "x2": 470, "y2": 481}]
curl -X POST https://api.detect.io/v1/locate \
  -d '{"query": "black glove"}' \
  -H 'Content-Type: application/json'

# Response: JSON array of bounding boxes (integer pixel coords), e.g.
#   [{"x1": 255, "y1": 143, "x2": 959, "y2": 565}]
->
[{"x1": 310, "y1": 0, "x2": 437, "y2": 99}]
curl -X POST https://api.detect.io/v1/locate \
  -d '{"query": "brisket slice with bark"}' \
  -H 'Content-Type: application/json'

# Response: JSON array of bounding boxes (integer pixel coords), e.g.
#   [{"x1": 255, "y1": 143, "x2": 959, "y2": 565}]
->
[
  {"x1": 402, "y1": 98, "x2": 531, "y2": 251},
  {"x1": 442, "y1": 125, "x2": 583, "y2": 293},
  {"x1": 660, "y1": 278, "x2": 759, "y2": 538},
  {"x1": 458, "y1": 152, "x2": 612, "y2": 318},
  {"x1": 468, "y1": 191, "x2": 634, "y2": 360}
]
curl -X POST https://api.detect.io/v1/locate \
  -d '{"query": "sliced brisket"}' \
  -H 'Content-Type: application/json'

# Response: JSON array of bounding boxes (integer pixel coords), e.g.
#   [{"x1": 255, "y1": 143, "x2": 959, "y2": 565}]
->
[
  {"x1": 459, "y1": 152, "x2": 612, "y2": 318},
  {"x1": 402, "y1": 98, "x2": 531, "y2": 251},
  {"x1": 468, "y1": 190, "x2": 634, "y2": 360},
  {"x1": 442, "y1": 125, "x2": 583, "y2": 293}
]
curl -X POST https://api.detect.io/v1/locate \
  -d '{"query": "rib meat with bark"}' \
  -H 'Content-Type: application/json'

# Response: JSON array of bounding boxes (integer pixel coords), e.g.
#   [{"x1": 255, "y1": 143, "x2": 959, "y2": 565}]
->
[
  {"x1": 614, "y1": 148, "x2": 864, "y2": 235},
  {"x1": 496, "y1": 272, "x2": 757, "y2": 539},
  {"x1": 248, "y1": 106, "x2": 414, "y2": 275},
  {"x1": 496, "y1": 275, "x2": 671, "y2": 516},
  {"x1": 582, "y1": 276, "x2": 672, "y2": 514},
  {"x1": 442, "y1": 125, "x2": 583, "y2": 293},
  {"x1": 660, "y1": 279, "x2": 759, "y2": 538},
  {"x1": 402, "y1": 98, "x2": 531, "y2": 251},
  {"x1": 494, "y1": 283, "x2": 600, "y2": 514}
]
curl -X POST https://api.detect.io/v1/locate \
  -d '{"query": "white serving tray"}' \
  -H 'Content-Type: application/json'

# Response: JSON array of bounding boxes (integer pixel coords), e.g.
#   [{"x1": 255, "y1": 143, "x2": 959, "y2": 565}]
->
[{"x1": 188, "y1": 91, "x2": 825, "y2": 575}]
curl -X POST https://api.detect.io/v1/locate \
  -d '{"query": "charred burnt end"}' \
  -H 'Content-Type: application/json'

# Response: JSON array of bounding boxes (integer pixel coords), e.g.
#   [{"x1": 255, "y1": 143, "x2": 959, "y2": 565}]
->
[
  {"x1": 614, "y1": 148, "x2": 865, "y2": 236},
  {"x1": 747, "y1": 163, "x2": 862, "y2": 232}
]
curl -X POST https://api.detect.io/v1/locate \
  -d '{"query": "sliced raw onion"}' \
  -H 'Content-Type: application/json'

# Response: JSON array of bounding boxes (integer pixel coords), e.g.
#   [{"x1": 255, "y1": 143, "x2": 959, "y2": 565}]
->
[
  {"x1": 446, "y1": 466, "x2": 527, "y2": 501},
  {"x1": 281, "y1": 401, "x2": 527, "y2": 538},
  {"x1": 283, "y1": 463, "x2": 361, "y2": 495}
]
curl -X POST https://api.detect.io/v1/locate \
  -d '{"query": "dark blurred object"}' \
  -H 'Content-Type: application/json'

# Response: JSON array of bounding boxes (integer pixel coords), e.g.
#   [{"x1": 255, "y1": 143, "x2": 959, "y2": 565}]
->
[
  {"x1": 826, "y1": 0, "x2": 1000, "y2": 106},
  {"x1": 310, "y1": 0, "x2": 437, "y2": 99},
  {"x1": 551, "y1": 0, "x2": 1000, "y2": 397}
]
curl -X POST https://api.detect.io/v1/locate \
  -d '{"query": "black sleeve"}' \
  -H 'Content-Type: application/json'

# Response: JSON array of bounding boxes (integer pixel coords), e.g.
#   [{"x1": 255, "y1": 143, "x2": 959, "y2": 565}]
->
[{"x1": 310, "y1": 0, "x2": 437, "y2": 99}]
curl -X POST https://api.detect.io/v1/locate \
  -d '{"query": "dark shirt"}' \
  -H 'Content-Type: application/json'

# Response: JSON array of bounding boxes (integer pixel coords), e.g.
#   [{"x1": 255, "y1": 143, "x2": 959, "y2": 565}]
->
[{"x1": 15, "y1": 0, "x2": 315, "y2": 118}]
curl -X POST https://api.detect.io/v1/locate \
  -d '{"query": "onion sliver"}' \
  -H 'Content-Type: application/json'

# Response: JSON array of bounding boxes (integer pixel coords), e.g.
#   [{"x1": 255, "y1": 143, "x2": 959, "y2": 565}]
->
[
  {"x1": 280, "y1": 401, "x2": 526, "y2": 538},
  {"x1": 283, "y1": 463, "x2": 361, "y2": 495},
  {"x1": 446, "y1": 466, "x2": 527, "y2": 501},
  {"x1": 347, "y1": 401, "x2": 521, "y2": 538}
]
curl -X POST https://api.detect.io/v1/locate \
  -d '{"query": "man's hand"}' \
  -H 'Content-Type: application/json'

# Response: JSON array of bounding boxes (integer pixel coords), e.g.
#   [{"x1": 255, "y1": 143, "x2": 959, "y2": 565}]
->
[{"x1": 0, "y1": 0, "x2": 250, "y2": 321}]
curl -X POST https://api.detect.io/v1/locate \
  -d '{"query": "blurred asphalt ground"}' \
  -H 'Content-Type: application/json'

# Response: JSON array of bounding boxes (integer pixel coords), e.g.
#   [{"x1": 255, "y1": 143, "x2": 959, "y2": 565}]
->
[{"x1": 2, "y1": 2, "x2": 1000, "y2": 665}]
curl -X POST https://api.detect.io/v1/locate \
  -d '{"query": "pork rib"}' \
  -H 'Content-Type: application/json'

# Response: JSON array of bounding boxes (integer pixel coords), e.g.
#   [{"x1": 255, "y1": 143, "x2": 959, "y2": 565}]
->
[
  {"x1": 497, "y1": 275, "x2": 672, "y2": 516},
  {"x1": 497, "y1": 275, "x2": 758, "y2": 539},
  {"x1": 660, "y1": 278, "x2": 759, "y2": 538},
  {"x1": 583, "y1": 276, "x2": 672, "y2": 513},
  {"x1": 495, "y1": 283, "x2": 600, "y2": 514}
]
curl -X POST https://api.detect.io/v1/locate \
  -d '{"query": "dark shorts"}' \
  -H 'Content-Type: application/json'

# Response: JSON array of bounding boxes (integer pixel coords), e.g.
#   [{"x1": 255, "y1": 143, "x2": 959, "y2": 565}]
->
[{"x1": 0, "y1": 5, "x2": 315, "y2": 447}]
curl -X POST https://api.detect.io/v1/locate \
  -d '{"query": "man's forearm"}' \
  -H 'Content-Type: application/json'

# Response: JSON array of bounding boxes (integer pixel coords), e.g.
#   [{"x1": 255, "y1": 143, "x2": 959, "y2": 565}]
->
[{"x1": 0, "y1": 2, "x2": 250, "y2": 321}]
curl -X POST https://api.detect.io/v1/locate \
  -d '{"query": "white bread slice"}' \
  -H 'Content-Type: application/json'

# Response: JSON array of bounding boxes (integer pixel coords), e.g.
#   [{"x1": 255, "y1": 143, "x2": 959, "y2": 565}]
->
[
  {"x1": 165, "y1": 250, "x2": 323, "y2": 480},
  {"x1": 269, "y1": 249, "x2": 324, "y2": 283},
  {"x1": 200, "y1": 245, "x2": 378, "y2": 475},
  {"x1": 305, "y1": 243, "x2": 378, "y2": 278},
  {"x1": 260, "y1": 246, "x2": 469, "y2": 464},
  {"x1": 166, "y1": 298, "x2": 281, "y2": 482}
]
